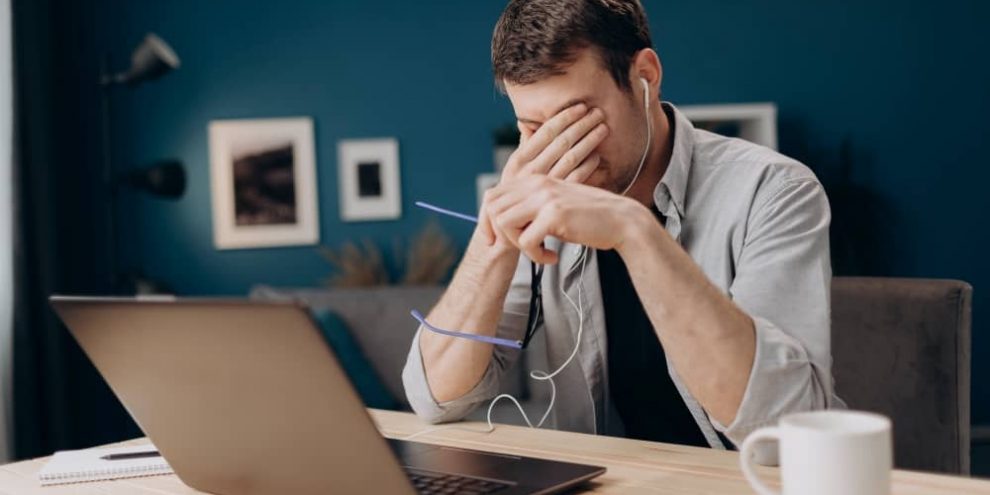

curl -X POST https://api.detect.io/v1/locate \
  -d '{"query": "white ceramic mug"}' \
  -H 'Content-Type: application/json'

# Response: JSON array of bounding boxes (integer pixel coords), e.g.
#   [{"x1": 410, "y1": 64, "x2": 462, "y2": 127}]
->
[{"x1": 740, "y1": 410, "x2": 892, "y2": 495}]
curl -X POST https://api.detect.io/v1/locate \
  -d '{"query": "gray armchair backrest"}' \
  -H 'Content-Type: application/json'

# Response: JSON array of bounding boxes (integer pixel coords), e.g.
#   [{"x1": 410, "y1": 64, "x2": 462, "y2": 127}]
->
[{"x1": 831, "y1": 277, "x2": 972, "y2": 474}]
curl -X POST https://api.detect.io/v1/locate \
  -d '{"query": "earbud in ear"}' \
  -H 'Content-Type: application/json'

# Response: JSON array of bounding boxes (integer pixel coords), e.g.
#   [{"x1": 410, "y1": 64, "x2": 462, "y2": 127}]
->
[{"x1": 639, "y1": 77, "x2": 650, "y2": 110}]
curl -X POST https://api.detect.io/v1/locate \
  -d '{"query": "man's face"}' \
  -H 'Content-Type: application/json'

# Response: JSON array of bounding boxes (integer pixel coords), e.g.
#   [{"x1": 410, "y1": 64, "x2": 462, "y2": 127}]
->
[{"x1": 505, "y1": 48, "x2": 647, "y2": 194}]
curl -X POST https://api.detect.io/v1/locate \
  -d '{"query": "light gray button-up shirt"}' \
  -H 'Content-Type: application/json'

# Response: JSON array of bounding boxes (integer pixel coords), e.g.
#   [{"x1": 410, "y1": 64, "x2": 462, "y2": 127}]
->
[{"x1": 402, "y1": 102, "x2": 842, "y2": 464}]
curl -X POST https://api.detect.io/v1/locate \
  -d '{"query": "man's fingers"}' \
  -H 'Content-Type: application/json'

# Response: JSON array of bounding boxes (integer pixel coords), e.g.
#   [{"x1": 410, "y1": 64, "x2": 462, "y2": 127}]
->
[
  {"x1": 487, "y1": 176, "x2": 553, "y2": 217},
  {"x1": 564, "y1": 154, "x2": 602, "y2": 183},
  {"x1": 502, "y1": 122, "x2": 538, "y2": 179},
  {"x1": 516, "y1": 121, "x2": 533, "y2": 144},
  {"x1": 529, "y1": 109, "x2": 605, "y2": 176},
  {"x1": 477, "y1": 205, "x2": 496, "y2": 245},
  {"x1": 491, "y1": 194, "x2": 546, "y2": 246},
  {"x1": 484, "y1": 182, "x2": 511, "y2": 205},
  {"x1": 518, "y1": 210, "x2": 560, "y2": 265},
  {"x1": 548, "y1": 122, "x2": 608, "y2": 179},
  {"x1": 513, "y1": 103, "x2": 588, "y2": 164}
]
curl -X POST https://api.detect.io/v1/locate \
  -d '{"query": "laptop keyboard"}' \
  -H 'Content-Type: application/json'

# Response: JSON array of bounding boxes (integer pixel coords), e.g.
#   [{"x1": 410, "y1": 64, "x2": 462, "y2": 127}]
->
[{"x1": 405, "y1": 467, "x2": 511, "y2": 494}]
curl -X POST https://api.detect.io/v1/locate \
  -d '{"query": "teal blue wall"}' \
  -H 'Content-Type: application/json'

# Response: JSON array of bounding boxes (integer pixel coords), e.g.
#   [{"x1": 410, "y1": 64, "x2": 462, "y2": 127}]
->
[
  {"x1": 80, "y1": 1, "x2": 989, "y2": 420},
  {"x1": 104, "y1": 1, "x2": 515, "y2": 293}
]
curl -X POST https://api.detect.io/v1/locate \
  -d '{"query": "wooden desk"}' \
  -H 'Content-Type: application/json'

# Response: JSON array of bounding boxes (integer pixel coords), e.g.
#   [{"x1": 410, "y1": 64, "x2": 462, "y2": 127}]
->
[{"x1": 1, "y1": 410, "x2": 987, "y2": 494}]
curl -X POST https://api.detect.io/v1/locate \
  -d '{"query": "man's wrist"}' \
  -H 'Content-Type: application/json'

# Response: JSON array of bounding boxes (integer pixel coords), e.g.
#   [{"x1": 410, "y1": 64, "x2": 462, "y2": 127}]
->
[
  {"x1": 465, "y1": 230, "x2": 519, "y2": 270},
  {"x1": 615, "y1": 200, "x2": 663, "y2": 258}
]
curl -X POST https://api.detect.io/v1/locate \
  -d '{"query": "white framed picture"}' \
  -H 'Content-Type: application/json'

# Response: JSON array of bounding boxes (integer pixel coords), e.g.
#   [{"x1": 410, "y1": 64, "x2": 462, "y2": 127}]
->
[
  {"x1": 337, "y1": 138, "x2": 402, "y2": 221},
  {"x1": 208, "y1": 117, "x2": 320, "y2": 249}
]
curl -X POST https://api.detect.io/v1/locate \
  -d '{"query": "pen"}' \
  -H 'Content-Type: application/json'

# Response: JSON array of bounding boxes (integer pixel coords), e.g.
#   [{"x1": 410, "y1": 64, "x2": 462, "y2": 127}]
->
[{"x1": 101, "y1": 450, "x2": 161, "y2": 461}]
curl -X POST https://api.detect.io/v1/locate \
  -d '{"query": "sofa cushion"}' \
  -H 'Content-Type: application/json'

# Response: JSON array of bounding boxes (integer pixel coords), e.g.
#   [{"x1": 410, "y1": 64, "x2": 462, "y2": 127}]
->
[{"x1": 310, "y1": 309, "x2": 398, "y2": 410}]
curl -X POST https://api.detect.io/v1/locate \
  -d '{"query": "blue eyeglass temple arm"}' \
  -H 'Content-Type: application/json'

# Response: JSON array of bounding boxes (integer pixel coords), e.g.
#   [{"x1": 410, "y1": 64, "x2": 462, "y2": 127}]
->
[
  {"x1": 415, "y1": 201, "x2": 479, "y2": 223},
  {"x1": 410, "y1": 310, "x2": 523, "y2": 349},
  {"x1": 410, "y1": 201, "x2": 524, "y2": 349}
]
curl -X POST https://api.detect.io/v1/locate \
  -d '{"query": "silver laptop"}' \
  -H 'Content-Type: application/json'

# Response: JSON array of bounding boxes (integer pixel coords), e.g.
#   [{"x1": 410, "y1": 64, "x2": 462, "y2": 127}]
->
[{"x1": 50, "y1": 296, "x2": 605, "y2": 495}]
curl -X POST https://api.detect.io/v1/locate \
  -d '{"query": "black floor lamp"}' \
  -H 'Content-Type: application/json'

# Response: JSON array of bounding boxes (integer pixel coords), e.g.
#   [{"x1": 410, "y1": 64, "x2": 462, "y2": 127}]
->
[{"x1": 100, "y1": 33, "x2": 186, "y2": 294}]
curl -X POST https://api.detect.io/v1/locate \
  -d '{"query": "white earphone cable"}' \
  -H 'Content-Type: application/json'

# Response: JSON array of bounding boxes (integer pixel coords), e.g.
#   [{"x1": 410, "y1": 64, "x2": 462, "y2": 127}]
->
[
  {"x1": 402, "y1": 248, "x2": 589, "y2": 441},
  {"x1": 482, "y1": 245, "x2": 589, "y2": 429},
  {"x1": 619, "y1": 78, "x2": 653, "y2": 197}
]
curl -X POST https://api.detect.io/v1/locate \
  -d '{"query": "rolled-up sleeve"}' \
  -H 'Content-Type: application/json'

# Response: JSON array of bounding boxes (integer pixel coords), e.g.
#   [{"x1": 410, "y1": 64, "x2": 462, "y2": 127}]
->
[
  {"x1": 714, "y1": 176, "x2": 841, "y2": 455},
  {"x1": 402, "y1": 254, "x2": 533, "y2": 423}
]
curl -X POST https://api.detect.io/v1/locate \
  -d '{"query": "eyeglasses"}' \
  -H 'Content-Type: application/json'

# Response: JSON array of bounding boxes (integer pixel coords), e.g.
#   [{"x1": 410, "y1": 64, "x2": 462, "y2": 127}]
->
[
  {"x1": 521, "y1": 261, "x2": 544, "y2": 348},
  {"x1": 410, "y1": 201, "x2": 544, "y2": 350}
]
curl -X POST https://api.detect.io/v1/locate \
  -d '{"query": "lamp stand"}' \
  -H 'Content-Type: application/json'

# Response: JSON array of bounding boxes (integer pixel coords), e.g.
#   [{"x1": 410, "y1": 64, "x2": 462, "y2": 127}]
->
[{"x1": 100, "y1": 55, "x2": 120, "y2": 293}]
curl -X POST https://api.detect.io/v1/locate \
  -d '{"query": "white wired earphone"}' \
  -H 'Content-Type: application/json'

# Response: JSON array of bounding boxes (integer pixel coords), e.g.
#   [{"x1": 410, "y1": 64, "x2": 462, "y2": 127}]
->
[
  {"x1": 621, "y1": 77, "x2": 653, "y2": 196},
  {"x1": 405, "y1": 76, "x2": 654, "y2": 441}
]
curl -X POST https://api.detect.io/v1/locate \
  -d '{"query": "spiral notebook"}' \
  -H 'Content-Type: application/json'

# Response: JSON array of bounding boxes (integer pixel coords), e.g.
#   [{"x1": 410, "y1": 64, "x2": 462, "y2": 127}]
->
[{"x1": 38, "y1": 443, "x2": 173, "y2": 486}]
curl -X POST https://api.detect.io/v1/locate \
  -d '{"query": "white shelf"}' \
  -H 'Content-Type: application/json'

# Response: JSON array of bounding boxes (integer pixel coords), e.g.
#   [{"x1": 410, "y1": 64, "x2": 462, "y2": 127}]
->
[{"x1": 679, "y1": 102, "x2": 778, "y2": 150}]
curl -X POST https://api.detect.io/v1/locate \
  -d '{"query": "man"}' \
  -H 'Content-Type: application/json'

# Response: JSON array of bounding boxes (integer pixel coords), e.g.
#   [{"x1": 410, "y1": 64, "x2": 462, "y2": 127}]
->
[{"x1": 402, "y1": 0, "x2": 841, "y2": 462}]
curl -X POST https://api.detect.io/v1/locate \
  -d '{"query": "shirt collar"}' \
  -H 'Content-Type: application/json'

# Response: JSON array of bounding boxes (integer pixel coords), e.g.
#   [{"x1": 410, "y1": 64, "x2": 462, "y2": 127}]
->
[{"x1": 653, "y1": 102, "x2": 695, "y2": 221}]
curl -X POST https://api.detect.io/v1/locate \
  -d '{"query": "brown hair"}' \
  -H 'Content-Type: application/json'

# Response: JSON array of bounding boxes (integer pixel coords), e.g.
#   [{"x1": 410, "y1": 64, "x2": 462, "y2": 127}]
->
[{"x1": 491, "y1": 0, "x2": 653, "y2": 92}]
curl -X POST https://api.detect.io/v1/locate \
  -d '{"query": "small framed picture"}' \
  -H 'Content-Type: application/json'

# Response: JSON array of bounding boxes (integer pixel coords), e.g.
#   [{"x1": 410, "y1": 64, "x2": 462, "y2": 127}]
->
[
  {"x1": 208, "y1": 117, "x2": 320, "y2": 249},
  {"x1": 337, "y1": 138, "x2": 401, "y2": 221}
]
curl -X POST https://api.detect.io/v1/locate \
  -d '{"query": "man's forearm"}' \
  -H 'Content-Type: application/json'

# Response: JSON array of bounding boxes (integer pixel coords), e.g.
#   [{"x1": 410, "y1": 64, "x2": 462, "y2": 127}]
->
[
  {"x1": 616, "y1": 204, "x2": 756, "y2": 426},
  {"x1": 419, "y1": 233, "x2": 520, "y2": 403}
]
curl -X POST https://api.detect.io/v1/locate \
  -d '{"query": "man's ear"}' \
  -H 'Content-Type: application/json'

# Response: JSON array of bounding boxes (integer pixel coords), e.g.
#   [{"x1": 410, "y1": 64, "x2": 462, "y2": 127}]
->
[{"x1": 630, "y1": 48, "x2": 662, "y2": 98}]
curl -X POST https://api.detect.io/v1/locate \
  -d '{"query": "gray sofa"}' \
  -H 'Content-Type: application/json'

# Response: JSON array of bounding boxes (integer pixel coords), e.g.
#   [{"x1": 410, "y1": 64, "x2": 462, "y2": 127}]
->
[{"x1": 254, "y1": 276, "x2": 972, "y2": 474}]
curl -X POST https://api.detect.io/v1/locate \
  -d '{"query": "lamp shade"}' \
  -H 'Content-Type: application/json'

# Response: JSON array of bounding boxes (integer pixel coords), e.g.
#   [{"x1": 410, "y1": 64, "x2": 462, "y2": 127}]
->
[
  {"x1": 121, "y1": 160, "x2": 186, "y2": 199},
  {"x1": 117, "y1": 33, "x2": 181, "y2": 86}
]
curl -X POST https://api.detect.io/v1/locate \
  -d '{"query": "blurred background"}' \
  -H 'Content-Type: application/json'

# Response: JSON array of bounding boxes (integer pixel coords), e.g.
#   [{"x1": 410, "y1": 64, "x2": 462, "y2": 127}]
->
[{"x1": 2, "y1": 0, "x2": 988, "y2": 476}]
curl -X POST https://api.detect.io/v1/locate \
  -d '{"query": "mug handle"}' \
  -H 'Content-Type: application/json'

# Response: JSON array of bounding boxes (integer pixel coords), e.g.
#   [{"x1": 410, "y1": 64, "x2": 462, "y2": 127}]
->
[{"x1": 740, "y1": 426, "x2": 781, "y2": 495}]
